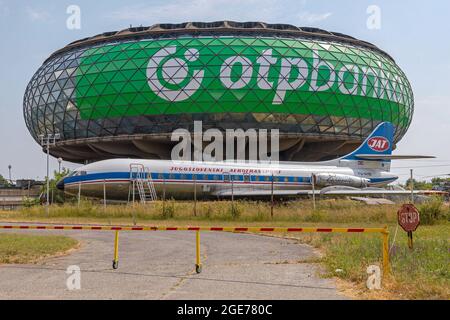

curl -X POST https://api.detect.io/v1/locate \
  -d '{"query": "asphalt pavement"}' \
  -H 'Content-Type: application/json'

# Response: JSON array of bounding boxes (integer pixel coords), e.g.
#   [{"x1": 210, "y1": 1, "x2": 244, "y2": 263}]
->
[{"x1": 0, "y1": 225, "x2": 345, "y2": 299}]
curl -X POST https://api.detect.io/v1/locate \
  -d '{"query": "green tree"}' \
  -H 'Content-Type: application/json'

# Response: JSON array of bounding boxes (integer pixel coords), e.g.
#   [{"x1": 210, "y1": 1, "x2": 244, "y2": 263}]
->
[
  {"x1": 41, "y1": 168, "x2": 71, "y2": 204},
  {"x1": 405, "y1": 178, "x2": 433, "y2": 190},
  {"x1": 431, "y1": 177, "x2": 450, "y2": 185},
  {"x1": 0, "y1": 174, "x2": 11, "y2": 187}
]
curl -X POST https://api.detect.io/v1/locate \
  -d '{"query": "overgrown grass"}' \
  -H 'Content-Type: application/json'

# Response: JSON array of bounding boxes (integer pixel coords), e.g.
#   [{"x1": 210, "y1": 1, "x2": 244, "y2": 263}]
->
[
  {"x1": 6, "y1": 198, "x2": 447, "y2": 226},
  {"x1": 0, "y1": 198, "x2": 413, "y2": 224},
  {"x1": 0, "y1": 233, "x2": 78, "y2": 264}
]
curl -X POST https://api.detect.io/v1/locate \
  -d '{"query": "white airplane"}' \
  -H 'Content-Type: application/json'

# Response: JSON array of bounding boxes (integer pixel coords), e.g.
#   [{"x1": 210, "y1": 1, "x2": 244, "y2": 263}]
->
[{"x1": 57, "y1": 122, "x2": 439, "y2": 201}]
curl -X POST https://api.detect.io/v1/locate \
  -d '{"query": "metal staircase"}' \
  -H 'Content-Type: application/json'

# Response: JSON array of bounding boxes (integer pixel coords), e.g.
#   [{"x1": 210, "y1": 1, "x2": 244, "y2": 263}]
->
[{"x1": 130, "y1": 164, "x2": 157, "y2": 203}]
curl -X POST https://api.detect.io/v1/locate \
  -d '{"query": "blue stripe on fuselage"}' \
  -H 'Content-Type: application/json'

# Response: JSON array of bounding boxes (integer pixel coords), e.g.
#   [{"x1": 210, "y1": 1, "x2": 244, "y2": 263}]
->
[
  {"x1": 65, "y1": 172, "x2": 129, "y2": 184},
  {"x1": 64, "y1": 172, "x2": 313, "y2": 185}
]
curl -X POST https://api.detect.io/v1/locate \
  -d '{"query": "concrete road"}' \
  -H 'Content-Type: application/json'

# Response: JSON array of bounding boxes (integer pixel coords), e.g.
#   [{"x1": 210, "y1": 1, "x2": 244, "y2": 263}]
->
[{"x1": 0, "y1": 225, "x2": 345, "y2": 299}]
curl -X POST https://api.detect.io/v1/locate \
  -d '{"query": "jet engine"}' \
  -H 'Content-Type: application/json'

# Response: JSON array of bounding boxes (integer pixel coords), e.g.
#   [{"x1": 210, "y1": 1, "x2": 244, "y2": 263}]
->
[{"x1": 313, "y1": 173, "x2": 369, "y2": 188}]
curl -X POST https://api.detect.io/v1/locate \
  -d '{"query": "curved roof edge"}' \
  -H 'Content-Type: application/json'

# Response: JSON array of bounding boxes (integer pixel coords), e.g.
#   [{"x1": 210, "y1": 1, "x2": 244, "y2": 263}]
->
[{"x1": 45, "y1": 21, "x2": 394, "y2": 63}]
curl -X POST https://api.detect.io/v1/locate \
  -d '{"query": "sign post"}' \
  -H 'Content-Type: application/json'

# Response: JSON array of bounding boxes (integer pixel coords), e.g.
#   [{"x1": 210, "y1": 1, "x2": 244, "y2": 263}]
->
[{"x1": 397, "y1": 203, "x2": 420, "y2": 249}]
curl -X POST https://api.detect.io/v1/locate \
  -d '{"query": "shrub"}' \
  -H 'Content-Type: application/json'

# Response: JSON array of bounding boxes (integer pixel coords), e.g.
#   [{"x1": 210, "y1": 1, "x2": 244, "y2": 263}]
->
[
  {"x1": 418, "y1": 197, "x2": 447, "y2": 225},
  {"x1": 21, "y1": 197, "x2": 40, "y2": 208}
]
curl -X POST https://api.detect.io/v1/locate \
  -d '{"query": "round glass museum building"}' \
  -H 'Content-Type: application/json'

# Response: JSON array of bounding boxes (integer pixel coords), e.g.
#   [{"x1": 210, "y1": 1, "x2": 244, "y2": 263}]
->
[{"x1": 23, "y1": 21, "x2": 413, "y2": 163}]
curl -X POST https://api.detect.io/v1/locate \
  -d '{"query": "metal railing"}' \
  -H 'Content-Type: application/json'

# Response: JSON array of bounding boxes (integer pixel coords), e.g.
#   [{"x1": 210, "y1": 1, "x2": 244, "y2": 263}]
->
[{"x1": 129, "y1": 164, "x2": 157, "y2": 203}]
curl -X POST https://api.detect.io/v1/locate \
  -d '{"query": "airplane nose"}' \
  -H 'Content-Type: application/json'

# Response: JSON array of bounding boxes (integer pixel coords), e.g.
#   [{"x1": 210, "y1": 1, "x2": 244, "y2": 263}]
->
[{"x1": 56, "y1": 179, "x2": 65, "y2": 191}]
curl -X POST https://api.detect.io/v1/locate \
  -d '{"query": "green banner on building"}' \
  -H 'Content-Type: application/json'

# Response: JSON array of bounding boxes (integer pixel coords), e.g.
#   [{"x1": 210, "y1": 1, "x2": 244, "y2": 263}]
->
[{"x1": 75, "y1": 37, "x2": 413, "y2": 128}]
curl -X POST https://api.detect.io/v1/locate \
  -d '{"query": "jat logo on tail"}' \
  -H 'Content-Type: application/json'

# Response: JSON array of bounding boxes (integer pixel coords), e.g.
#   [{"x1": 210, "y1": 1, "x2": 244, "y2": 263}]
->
[{"x1": 367, "y1": 136, "x2": 390, "y2": 152}]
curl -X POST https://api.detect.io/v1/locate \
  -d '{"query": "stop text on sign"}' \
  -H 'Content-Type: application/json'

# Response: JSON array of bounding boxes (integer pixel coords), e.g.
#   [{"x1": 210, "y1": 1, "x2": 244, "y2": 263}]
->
[{"x1": 397, "y1": 203, "x2": 420, "y2": 232}]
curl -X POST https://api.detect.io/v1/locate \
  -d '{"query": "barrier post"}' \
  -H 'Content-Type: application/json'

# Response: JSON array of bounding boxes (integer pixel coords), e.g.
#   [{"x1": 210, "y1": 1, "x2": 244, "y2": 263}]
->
[
  {"x1": 195, "y1": 230, "x2": 202, "y2": 273},
  {"x1": 112, "y1": 230, "x2": 119, "y2": 269},
  {"x1": 382, "y1": 227, "x2": 390, "y2": 278}
]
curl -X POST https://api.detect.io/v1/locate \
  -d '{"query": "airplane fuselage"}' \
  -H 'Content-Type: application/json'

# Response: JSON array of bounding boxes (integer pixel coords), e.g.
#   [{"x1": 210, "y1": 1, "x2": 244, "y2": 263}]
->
[{"x1": 59, "y1": 158, "x2": 398, "y2": 201}]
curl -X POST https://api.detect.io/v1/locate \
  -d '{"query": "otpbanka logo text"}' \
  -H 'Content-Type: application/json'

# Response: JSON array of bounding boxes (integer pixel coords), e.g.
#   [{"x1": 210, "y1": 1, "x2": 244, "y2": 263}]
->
[{"x1": 146, "y1": 45, "x2": 407, "y2": 104}]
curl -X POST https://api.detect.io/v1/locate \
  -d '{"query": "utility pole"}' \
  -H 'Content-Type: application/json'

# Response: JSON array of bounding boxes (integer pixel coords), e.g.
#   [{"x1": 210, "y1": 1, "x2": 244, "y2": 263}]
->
[{"x1": 39, "y1": 133, "x2": 60, "y2": 208}]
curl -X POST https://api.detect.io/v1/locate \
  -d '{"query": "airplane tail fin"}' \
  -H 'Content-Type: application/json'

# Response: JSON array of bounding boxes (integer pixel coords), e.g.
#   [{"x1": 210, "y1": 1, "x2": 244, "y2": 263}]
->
[
  {"x1": 342, "y1": 122, "x2": 394, "y2": 161},
  {"x1": 340, "y1": 122, "x2": 434, "y2": 162}
]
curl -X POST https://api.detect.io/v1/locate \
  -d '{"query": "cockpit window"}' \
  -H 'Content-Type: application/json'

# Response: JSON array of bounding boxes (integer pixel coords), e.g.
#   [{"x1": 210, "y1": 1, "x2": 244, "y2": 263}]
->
[
  {"x1": 68, "y1": 170, "x2": 87, "y2": 177},
  {"x1": 66, "y1": 171, "x2": 76, "y2": 178}
]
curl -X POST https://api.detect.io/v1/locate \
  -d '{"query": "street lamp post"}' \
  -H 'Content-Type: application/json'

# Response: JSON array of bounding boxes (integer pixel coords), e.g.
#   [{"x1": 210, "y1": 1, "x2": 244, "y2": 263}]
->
[
  {"x1": 39, "y1": 133, "x2": 60, "y2": 207},
  {"x1": 58, "y1": 157, "x2": 63, "y2": 174}
]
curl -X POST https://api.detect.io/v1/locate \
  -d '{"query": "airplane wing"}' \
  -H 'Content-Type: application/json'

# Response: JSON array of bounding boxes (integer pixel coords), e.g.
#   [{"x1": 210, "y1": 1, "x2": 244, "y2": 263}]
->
[
  {"x1": 318, "y1": 189, "x2": 446, "y2": 196},
  {"x1": 212, "y1": 189, "x2": 313, "y2": 197},
  {"x1": 355, "y1": 154, "x2": 435, "y2": 160},
  {"x1": 212, "y1": 187, "x2": 447, "y2": 197}
]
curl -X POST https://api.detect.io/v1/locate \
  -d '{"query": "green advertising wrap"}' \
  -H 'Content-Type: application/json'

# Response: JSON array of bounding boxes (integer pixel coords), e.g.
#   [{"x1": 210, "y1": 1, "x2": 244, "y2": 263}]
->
[{"x1": 75, "y1": 37, "x2": 412, "y2": 128}]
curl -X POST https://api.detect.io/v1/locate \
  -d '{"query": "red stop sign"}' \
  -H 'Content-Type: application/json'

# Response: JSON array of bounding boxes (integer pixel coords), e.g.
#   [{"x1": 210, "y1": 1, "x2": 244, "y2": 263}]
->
[{"x1": 397, "y1": 204, "x2": 420, "y2": 232}]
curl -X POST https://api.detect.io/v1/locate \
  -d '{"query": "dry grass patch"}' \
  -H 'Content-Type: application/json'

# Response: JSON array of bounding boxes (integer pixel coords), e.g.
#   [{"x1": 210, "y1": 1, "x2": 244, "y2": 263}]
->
[{"x1": 0, "y1": 233, "x2": 78, "y2": 264}]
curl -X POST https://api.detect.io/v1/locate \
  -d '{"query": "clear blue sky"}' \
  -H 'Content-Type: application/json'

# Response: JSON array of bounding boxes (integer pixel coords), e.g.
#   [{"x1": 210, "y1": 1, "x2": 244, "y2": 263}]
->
[{"x1": 0, "y1": 0, "x2": 449, "y2": 183}]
